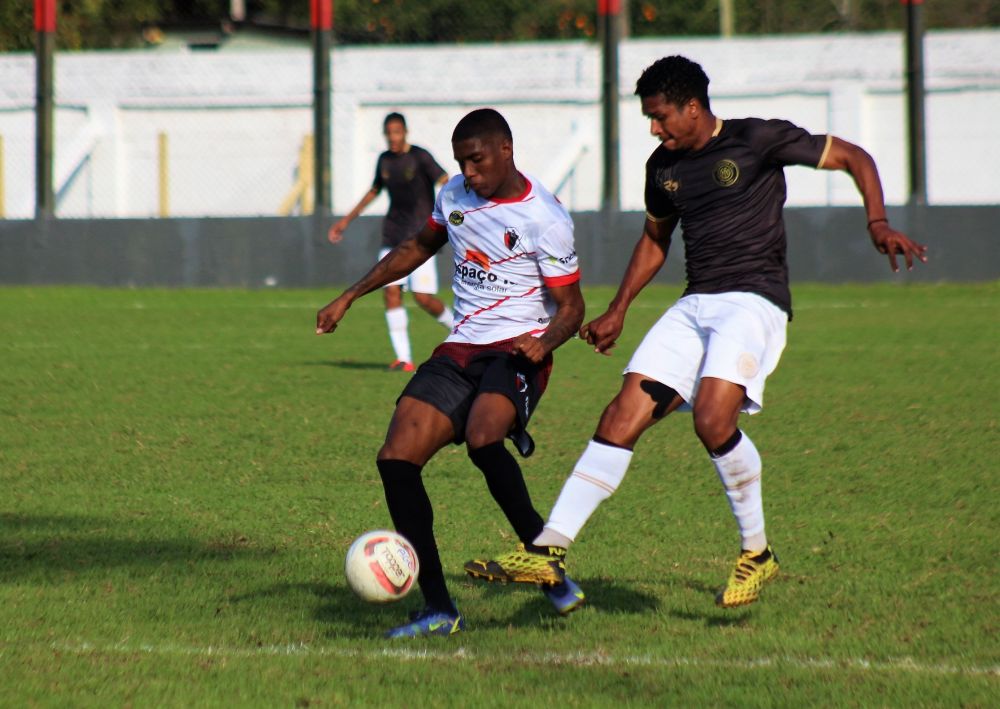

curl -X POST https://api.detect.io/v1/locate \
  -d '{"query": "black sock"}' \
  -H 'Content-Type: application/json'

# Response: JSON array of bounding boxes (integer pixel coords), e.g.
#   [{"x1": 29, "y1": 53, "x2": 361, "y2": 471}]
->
[
  {"x1": 376, "y1": 459, "x2": 455, "y2": 614},
  {"x1": 468, "y1": 441, "x2": 544, "y2": 545}
]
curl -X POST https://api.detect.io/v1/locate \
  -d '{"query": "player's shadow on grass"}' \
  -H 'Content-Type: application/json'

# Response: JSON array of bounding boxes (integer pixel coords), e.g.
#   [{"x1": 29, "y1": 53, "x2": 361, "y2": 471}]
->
[
  {"x1": 229, "y1": 581, "x2": 432, "y2": 638},
  {"x1": 459, "y1": 575, "x2": 661, "y2": 629},
  {"x1": 667, "y1": 608, "x2": 752, "y2": 627},
  {"x1": 0, "y1": 513, "x2": 273, "y2": 582},
  {"x1": 663, "y1": 578, "x2": 753, "y2": 627},
  {"x1": 230, "y1": 576, "x2": 659, "y2": 639},
  {"x1": 302, "y1": 360, "x2": 392, "y2": 371}
]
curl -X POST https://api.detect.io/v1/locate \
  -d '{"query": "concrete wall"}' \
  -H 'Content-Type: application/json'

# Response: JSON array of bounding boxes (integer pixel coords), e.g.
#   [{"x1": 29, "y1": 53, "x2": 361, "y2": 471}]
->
[
  {"x1": 2, "y1": 207, "x2": 996, "y2": 288},
  {"x1": 1, "y1": 29, "x2": 998, "y2": 218}
]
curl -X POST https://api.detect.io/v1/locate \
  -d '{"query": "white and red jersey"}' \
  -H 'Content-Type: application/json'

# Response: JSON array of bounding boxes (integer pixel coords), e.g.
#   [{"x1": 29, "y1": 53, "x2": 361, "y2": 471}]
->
[{"x1": 428, "y1": 173, "x2": 580, "y2": 345}]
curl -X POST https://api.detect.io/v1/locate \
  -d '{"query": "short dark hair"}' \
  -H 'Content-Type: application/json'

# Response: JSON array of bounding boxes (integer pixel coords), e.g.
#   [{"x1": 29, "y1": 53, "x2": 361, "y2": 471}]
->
[
  {"x1": 383, "y1": 112, "x2": 406, "y2": 129},
  {"x1": 634, "y1": 56, "x2": 711, "y2": 111},
  {"x1": 451, "y1": 108, "x2": 513, "y2": 143}
]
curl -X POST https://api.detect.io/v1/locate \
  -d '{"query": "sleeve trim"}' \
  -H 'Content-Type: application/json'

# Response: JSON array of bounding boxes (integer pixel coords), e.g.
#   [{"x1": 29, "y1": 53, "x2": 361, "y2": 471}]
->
[
  {"x1": 543, "y1": 271, "x2": 581, "y2": 288},
  {"x1": 426, "y1": 216, "x2": 447, "y2": 232},
  {"x1": 645, "y1": 211, "x2": 671, "y2": 224},
  {"x1": 817, "y1": 134, "x2": 833, "y2": 169}
]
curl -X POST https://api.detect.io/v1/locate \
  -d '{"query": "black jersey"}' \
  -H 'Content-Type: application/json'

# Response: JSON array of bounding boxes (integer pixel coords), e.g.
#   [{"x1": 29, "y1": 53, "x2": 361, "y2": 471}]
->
[
  {"x1": 373, "y1": 145, "x2": 447, "y2": 248},
  {"x1": 644, "y1": 118, "x2": 831, "y2": 316}
]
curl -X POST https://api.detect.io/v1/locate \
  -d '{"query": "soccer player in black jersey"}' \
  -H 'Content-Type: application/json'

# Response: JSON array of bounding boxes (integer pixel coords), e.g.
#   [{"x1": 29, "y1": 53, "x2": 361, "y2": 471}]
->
[
  {"x1": 328, "y1": 113, "x2": 454, "y2": 371},
  {"x1": 466, "y1": 55, "x2": 927, "y2": 608}
]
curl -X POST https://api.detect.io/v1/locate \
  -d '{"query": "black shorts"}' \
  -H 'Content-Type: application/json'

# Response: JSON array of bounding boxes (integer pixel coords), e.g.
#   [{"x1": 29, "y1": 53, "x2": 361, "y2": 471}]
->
[{"x1": 398, "y1": 340, "x2": 553, "y2": 447}]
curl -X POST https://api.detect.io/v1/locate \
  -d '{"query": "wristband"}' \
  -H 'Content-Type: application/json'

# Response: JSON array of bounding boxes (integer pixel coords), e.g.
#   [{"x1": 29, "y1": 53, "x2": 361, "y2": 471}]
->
[{"x1": 867, "y1": 218, "x2": 888, "y2": 229}]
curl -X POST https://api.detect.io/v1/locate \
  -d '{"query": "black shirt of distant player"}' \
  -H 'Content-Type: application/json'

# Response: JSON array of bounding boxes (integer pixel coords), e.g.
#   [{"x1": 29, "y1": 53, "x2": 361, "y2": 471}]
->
[
  {"x1": 373, "y1": 146, "x2": 447, "y2": 248},
  {"x1": 645, "y1": 118, "x2": 830, "y2": 317}
]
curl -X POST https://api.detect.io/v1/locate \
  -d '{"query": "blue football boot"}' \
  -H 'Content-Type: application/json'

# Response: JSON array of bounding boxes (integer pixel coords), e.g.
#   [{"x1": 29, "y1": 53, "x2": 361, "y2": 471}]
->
[
  {"x1": 543, "y1": 575, "x2": 586, "y2": 615},
  {"x1": 384, "y1": 606, "x2": 465, "y2": 639}
]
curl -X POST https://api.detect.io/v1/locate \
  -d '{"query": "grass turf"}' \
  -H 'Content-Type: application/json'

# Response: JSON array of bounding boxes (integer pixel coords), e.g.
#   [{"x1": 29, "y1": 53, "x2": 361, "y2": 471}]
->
[{"x1": 1, "y1": 283, "x2": 997, "y2": 706}]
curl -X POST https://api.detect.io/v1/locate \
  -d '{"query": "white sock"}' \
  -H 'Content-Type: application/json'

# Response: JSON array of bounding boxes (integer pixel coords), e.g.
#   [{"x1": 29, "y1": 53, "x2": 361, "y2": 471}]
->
[
  {"x1": 537, "y1": 440, "x2": 633, "y2": 546},
  {"x1": 435, "y1": 307, "x2": 454, "y2": 330},
  {"x1": 385, "y1": 307, "x2": 411, "y2": 363},
  {"x1": 711, "y1": 430, "x2": 767, "y2": 553}
]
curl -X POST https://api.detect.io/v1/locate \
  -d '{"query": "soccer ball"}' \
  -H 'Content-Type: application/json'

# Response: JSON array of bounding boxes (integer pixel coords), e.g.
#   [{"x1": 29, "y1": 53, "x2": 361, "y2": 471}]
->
[{"x1": 344, "y1": 530, "x2": 419, "y2": 603}]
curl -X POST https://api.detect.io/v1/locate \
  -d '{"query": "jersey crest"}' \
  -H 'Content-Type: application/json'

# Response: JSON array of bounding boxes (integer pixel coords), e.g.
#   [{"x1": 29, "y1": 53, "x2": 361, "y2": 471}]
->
[
  {"x1": 504, "y1": 227, "x2": 521, "y2": 250},
  {"x1": 712, "y1": 159, "x2": 740, "y2": 187}
]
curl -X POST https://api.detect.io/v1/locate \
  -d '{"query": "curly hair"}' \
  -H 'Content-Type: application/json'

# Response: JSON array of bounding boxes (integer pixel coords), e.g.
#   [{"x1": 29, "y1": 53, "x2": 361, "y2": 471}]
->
[{"x1": 634, "y1": 56, "x2": 711, "y2": 111}]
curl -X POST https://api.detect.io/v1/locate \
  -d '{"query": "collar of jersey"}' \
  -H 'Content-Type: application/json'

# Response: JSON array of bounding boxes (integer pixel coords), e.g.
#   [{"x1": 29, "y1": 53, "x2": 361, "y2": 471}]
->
[{"x1": 487, "y1": 173, "x2": 533, "y2": 204}]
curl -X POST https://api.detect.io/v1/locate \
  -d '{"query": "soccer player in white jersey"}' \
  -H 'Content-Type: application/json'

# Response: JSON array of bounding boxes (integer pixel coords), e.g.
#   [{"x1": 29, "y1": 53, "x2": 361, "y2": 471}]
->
[
  {"x1": 466, "y1": 56, "x2": 928, "y2": 609},
  {"x1": 316, "y1": 109, "x2": 586, "y2": 638}
]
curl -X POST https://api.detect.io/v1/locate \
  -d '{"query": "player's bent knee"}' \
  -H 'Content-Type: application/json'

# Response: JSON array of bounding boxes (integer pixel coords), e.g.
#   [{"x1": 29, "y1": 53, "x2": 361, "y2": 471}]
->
[
  {"x1": 692, "y1": 409, "x2": 737, "y2": 451},
  {"x1": 594, "y1": 401, "x2": 644, "y2": 448},
  {"x1": 464, "y1": 432, "x2": 504, "y2": 452}
]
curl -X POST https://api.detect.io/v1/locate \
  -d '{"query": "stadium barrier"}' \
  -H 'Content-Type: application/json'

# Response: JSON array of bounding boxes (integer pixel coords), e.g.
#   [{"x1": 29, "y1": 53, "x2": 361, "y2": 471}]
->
[{"x1": 1, "y1": 206, "x2": 996, "y2": 287}]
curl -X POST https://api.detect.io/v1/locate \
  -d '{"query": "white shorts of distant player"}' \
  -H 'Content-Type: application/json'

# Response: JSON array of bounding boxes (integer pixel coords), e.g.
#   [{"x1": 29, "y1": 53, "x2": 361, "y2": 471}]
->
[
  {"x1": 625, "y1": 292, "x2": 789, "y2": 414},
  {"x1": 378, "y1": 247, "x2": 439, "y2": 294}
]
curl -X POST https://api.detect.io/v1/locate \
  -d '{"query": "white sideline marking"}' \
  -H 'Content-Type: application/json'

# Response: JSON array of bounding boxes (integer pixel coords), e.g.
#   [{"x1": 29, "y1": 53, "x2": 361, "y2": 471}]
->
[{"x1": 51, "y1": 641, "x2": 999, "y2": 678}]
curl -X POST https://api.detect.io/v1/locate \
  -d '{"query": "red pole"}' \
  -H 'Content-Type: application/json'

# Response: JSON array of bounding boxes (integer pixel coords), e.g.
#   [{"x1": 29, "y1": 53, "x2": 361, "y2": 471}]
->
[
  {"x1": 35, "y1": 0, "x2": 56, "y2": 32},
  {"x1": 311, "y1": 0, "x2": 333, "y2": 31},
  {"x1": 35, "y1": 0, "x2": 56, "y2": 217},
  {"x1": 311, "y1": 1, "x2": 333, "y2": 213},
  {"x1": 598, "y1": 0, "x2": 621, "y2": 212}
]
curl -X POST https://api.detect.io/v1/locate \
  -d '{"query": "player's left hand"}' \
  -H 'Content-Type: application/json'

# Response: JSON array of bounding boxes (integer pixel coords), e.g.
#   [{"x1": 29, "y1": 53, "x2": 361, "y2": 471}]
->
[
  {"x1": 869, "y1": 221, "x2": 928, "y2": 272},
  {"x1": 511, "y1": 333, "x2": 547, "y2": 364}
]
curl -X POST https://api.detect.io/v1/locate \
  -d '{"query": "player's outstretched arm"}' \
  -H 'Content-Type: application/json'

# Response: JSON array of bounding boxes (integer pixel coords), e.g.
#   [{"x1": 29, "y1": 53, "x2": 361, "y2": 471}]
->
[
  {"x1": 328, "y1": 187, "x2": 380, "y2": 244},
  {"x1": 580, "y1": 216, "x2": 676, "y2": 354},
  {"x1": 316, "y1": 224, "x2": 447, "y2": 334},
  {"x1": 512, "y1": 281, "x2": 585, "y2": 364},
  {"x1": 821, "y1": 137, "x2": 928, "y2": 272}
]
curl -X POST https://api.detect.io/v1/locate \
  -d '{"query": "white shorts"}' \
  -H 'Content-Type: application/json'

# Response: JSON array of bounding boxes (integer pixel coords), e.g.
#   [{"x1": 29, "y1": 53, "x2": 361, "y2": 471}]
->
[
  {"x1": 378, "y1": 247, "x2": 440, "y2": 295},
  {"x1": 624, "y1": 292, "x2": 788, "y2": 414}
]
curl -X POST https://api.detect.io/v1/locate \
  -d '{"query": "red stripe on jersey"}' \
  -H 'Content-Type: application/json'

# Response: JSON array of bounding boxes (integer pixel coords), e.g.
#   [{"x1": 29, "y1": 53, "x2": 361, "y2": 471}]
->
[
  {"x1": 543, "y1": 271, "x2": 581, "y2": 288},
  {"x1": 453, "y1": 287, "x2": 539, "y2": 334},
  {"x1": 427, "y1": 217, "x2": 446, "y2": 232},
  {"x1": 490, "y1": 175, "x2": 533, "y2": 203},
  {"x1": 491, "y1": 251, "x2": 536, "y2": 267},
  {"x1": 461, "y1": 195, "x2": 536, "y2": 220}
]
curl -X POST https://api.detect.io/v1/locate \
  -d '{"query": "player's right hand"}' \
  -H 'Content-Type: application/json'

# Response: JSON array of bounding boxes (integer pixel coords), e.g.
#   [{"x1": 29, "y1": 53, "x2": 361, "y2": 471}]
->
[
  {"x1": 316, "y1": 297, "x2": 349, "y2": 334},
  {"x1": 327, "y1": 220, "x2": 348, "y2": 244},
  {"x1": 579, "y1": 311, "x2": 624, "y2": 355}
]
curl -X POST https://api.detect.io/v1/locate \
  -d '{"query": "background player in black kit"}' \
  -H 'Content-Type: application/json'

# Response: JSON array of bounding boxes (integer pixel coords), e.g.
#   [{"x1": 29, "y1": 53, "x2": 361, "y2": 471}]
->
[
  {"x1": 328, "y1": 113, "x2": 454, "y2": 371},
  {"x1": 465, "y1": 55, "x2": 928, "y2": 609}
]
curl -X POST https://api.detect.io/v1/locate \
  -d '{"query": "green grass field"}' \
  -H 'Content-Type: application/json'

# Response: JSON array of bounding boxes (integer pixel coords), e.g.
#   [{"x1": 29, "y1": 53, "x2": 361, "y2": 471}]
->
[{"x1": 1, "y1": 283, "x2": 997, "y2": 707}]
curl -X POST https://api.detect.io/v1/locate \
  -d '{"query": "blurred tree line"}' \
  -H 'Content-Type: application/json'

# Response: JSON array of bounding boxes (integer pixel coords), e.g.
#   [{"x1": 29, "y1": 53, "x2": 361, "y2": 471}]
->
[{"x1": 1, "y1": 0, "x2": 997, "y2": 51}]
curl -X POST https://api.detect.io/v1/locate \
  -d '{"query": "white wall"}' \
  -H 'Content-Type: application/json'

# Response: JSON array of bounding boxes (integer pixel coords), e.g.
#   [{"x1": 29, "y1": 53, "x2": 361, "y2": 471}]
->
[{"x1": 0, "y1": 29, "x2": 997, "y2": 218}]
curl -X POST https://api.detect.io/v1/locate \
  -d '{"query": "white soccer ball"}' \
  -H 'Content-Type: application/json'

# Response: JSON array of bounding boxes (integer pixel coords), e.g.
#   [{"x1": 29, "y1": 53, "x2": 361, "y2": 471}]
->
[{"x1": 344, "y1": 530, "x2": 419, "y2": 603}]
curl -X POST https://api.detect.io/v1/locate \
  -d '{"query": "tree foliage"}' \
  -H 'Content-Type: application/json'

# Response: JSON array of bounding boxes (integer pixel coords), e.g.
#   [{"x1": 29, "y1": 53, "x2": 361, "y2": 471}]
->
[{"x1": 0, "y1": 0, "x2": 995, "y2": 52}]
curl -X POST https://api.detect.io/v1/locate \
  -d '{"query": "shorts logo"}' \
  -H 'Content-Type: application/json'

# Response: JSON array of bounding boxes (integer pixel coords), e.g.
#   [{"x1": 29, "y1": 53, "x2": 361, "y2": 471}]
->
[
  {"x1": 504, "y1": 227, "x2": 520, "y2": 250},
  {"x1": 713, "y1": 159, "x2": 740, "y2": 187},
  {"x1": 737, "y1": 352, "x2": 759, "y2": 378},
  {"x1": 516, "y1": 372, "x2": 528, "y2": 393},
  {"x1": 448, "y1": 210, "x2": 465, "y2": 226}
]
